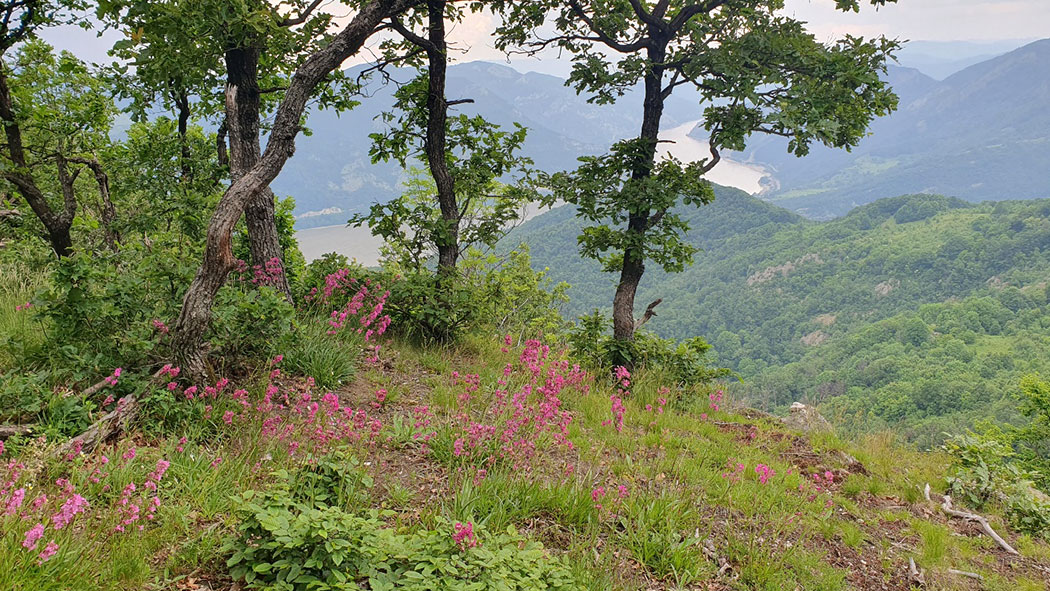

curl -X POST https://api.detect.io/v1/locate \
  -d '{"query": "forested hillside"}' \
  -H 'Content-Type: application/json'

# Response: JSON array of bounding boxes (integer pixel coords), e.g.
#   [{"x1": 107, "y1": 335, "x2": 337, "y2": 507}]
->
[{"x1": 511, "y1": 192, "x2": 1050, "y2": 443}]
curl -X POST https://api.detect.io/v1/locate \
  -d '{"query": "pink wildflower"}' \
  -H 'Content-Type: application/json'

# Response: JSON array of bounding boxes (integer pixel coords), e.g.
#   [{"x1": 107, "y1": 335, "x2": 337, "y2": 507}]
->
[
  {"x1": 52, "y1": 494, "x2": 89, "y2": 529},
  {"x1": 755, "y1": 464, "x2": 775, "y2": 485},
  {"x1": 452, "y1": 522, "x2": 477, "y2": 548},
  {"x1": 22, "y1": 523, "x2": 44, "y2": 550},
  {"x1": 4, "y1": 487, "x2": 25, "y2": 516},
  {"x1": 37, "y1": 540, "x2": 58, "y2": 564}
]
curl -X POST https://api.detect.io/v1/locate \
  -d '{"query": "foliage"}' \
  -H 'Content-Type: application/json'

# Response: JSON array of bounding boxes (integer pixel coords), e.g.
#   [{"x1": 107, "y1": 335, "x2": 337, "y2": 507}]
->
[
  {"x1": 1016, "y1": 375, "x2": 1050, "y2": 489},
  {"x1": 383, "y1": 271, "x2": 478, "y2": 344},
  {"x1": 225, "y1": 461, "x2": 575, "y2": 591},
  {"x1": 546, "y1": 140, "x2": 714, "y2": 274},
  {"x1": 943, "y1": 430, "x2": 1050, "y2": 538},
  {"x1": 460, "y1": 246, "x2": 569, "y2": 341},
  {"x1": 209, "y1": 282, "x2": 295, "y2": 362},
  {"x1": 30, "y1": 245, "x2": 193, "y2": 374},
  {"x1": 355, "y1": 72, "x2": 538, "y2": 272},
  {"x1": 105, "y1": 118, "x2": 223, "y2": 241},
  {"x1": 568, "y1": 309, "x2": 729, "y2": 387}
]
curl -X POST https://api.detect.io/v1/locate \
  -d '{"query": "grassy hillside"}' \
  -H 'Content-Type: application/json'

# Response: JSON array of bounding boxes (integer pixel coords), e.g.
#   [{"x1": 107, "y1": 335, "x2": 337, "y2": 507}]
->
[
  {"x1": 3, "y1": 325, "x2": 1049, "y2": 590},
  {"x1": 508, "y1": 191, "x2": 1050, "y2": 442}
]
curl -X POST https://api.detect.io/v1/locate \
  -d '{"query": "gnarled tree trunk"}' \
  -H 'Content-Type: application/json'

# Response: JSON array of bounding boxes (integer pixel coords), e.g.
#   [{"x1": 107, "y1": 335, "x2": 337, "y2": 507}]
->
[
  {"x1": 0, "y1": 64, "x2": 76, "y2": 258},
  {"x1": 225, "y1": 45, "x2": 291, "y2": 299},
  {"x1": 171, "y1": 0, "x2": 418, "y2": 380}
]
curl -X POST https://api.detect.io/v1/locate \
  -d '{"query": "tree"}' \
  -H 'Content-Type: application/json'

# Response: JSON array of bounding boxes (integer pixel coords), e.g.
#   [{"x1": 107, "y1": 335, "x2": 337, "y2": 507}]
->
[
  {"x1": 0, "y1": 39, "x2": 114, "y2": 257},
  {"x1": 358, "y1": 0, "x2": 537, "y2": 276},
  {"x1": 99, "y1": 0, "x2": 355, "y2": 299},
  {"x1": 170, "y1": 0, "x2": 420, "y2": 380},
  {"x1": 494, "y1": 0, "x2": 900, "y2": 361}
]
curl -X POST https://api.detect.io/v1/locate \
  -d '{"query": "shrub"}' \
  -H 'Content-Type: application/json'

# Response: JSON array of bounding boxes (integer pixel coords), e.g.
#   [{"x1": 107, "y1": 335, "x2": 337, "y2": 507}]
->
[
  {"x1": 384, "y1": 271, "x2": 477, "y2": 344},
  {"x1": 225, "y1": 459, "x2": 575, "y2": 591},
  {"x1": 209, "y1": 282, "x2": 295, "y2": 362},
  {"x1": 568, "y1": 310, "x2": 732, "y2": 386},
  {"x1": 943, "y1": 430, "x2": 1050, "y2": 538}
]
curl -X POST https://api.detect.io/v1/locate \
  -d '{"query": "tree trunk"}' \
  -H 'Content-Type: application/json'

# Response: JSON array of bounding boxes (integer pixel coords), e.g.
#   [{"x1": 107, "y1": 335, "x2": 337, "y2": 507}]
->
[
  {"x1": 0, "y1": 64, "x2": 75, "y2": 258},
  {"x1": 175, "y1": 89, "x2": 192, "y2": 182},
  {"x1": 225, "y1": 45, "x2": 292, "y2": 299},
  {"x1": 69, "y1": 156, "x2": 118, "y2": 249},
  {"x1": 610, "y1": 45, "x2": 667, "y2": 352},
  {"x1": 421, "y1": 0, "x2": 459, "y2": 275},
  {"x1": 171, "y1": 0, "x2": 416, "y2": 380}
]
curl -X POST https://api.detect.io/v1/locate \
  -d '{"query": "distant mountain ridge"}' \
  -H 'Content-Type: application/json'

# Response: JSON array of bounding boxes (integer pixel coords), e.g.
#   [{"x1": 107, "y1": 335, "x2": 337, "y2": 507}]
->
[
  {"x1": 277, "y1": 62, "x2": 703, "y2": 229},
  {"x1": 741, "y1": 38, "x2": 1050, "y2": 218}
]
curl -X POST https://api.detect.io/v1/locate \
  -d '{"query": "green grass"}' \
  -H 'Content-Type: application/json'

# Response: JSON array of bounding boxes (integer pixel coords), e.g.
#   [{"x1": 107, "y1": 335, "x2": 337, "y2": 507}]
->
[{"x1": 3, "y1": 330, "x2": 1050, "y2": 590}]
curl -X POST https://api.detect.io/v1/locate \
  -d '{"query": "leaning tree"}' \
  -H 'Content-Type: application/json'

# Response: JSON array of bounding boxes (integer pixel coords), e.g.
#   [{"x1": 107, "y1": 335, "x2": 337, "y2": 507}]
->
[
  {"x1": 170, "y1": 0, "x2": 421, "y2": 380},
  {"x1": 99, "y1": 0, "x2": 360, "y2": 299},
  {"x1": 494, "y1": 0, "x2": 900, "y2": 364}
]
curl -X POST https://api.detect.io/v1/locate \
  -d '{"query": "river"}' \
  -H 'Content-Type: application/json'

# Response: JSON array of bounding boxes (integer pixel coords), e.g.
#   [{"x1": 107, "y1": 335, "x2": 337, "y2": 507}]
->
[{"x1": 296, "y1": 120, "x2": 771, "y2": 263}]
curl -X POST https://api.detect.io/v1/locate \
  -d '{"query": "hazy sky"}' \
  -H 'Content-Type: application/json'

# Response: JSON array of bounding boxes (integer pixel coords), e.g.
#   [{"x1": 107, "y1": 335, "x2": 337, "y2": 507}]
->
[{"x1": 40, "y1": 1, "x2": 1049, "y2": 73}]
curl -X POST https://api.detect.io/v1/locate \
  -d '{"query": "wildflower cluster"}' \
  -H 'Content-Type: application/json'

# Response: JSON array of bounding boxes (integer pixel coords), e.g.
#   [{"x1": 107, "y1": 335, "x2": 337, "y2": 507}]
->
[
  {"x1": 452, "y1": 521, "x2": 477, "y2": 549},
  {"x1": 156, "y1": 358, "x2": 388, "y2": 463},
  {"x1": 14, "y1": 301, "x2": 32, "y2": 312},
  {"x1": 602, "y1": 366, "x2": 630, "y2": 432},
  {"x1": 444, "y1": 340, "x2": 588, "y2": 477},
  {"x1": 591, "y1": 482, "x2": 630, "y2": 515},
  {"x1": 306, "y1": 269, "x2": 392, "y2": 342},
  {"x1": 709, "y1": 389, "x2": 724, "y2": 413},
  {"x1": 0, "y1": 444, "x2": 174, "y2": 568}
]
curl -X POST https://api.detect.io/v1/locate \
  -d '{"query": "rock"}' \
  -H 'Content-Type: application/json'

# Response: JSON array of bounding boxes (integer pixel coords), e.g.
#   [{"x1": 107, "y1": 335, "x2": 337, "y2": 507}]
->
[{"x1": 783, "y1": 401, "x2": 832, "y2": 433}]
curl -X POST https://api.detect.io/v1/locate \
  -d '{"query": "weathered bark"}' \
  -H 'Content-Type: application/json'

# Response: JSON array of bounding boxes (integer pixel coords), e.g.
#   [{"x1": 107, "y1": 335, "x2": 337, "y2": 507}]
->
[
  {"x1": 225, "y1": 45, "x2": 291, "y2": 299},
  {"x1": 390, "y1": 0, "x2": 460, "y2": 274},
  {"x1": 611, "y1": 43, "x2": 667, "y2": 351},
  {"x1": 216, "y1": 120, "x2": 229, "y2": 169},
  {"x1": 171, "y1": 0, "x2": 418, "y2": 380},
  {"x1": 0, "y1": 64, "x2": 76, "y2": 257}
]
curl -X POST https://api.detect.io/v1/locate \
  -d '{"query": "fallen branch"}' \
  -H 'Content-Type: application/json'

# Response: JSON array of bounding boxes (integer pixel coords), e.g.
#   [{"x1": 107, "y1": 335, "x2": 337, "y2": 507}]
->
[
  {"x1": 0, "y1": 423, "x2": 34, "y2": 439},
  {"x1": 53, "y1": 397, "x2": 140, "y2": 459},
  {"x1": 938, "y1": 489, "x2": 1019, "y2": 555},
  {"x1": 52, "y1": 368, "x2": 165, "y2": 459},
  {"x1": 908, "y1": 557, "x2": 924, "y2": 586},
  {"x1": 81, "y1": 374, "x2": 117, "y2": 398},
  {"x1": 947, "y1": 569, "x2": 983, "y2": 581}
]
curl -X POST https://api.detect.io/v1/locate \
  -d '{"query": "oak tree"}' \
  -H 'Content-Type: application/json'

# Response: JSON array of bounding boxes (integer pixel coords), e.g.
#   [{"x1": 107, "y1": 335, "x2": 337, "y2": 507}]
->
[{"x1": 494, "y1": 0, "x2": 900, "y2": 363}]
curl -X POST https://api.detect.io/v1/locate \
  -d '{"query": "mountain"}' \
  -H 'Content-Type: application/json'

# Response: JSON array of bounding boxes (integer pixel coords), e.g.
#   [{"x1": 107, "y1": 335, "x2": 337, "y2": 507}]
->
[
  {"x1": 739, "y1": 38, "x2": 1050, "y2": 219},
  {"x1": 507, "y1": 191, "x2": 1050, "y2": 443},
  {"x1": 275, "y1": 62, "x2": 703, "y2": 228},
  {"x1": 893, "y1": 39, "x2": 1033, "y2": 80},
  {"x1": 282, "y1": 39, "x2": 1050, "y2": 230}
]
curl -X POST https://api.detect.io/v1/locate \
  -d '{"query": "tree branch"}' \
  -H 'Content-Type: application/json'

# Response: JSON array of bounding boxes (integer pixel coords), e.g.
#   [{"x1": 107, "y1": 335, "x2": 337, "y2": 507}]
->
[
  {"x1": 567, "y1": 0, "x2": 650, "y2": 53},
  {"x1": 389, "y1": 16, "x2": 441, "y2": 53},
  {"x1": 280, "y1": 0, "x2": 325, "y2": 27},
  {"x1": 668, "y1": 0, "x2": 728, "y2": 34}
]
